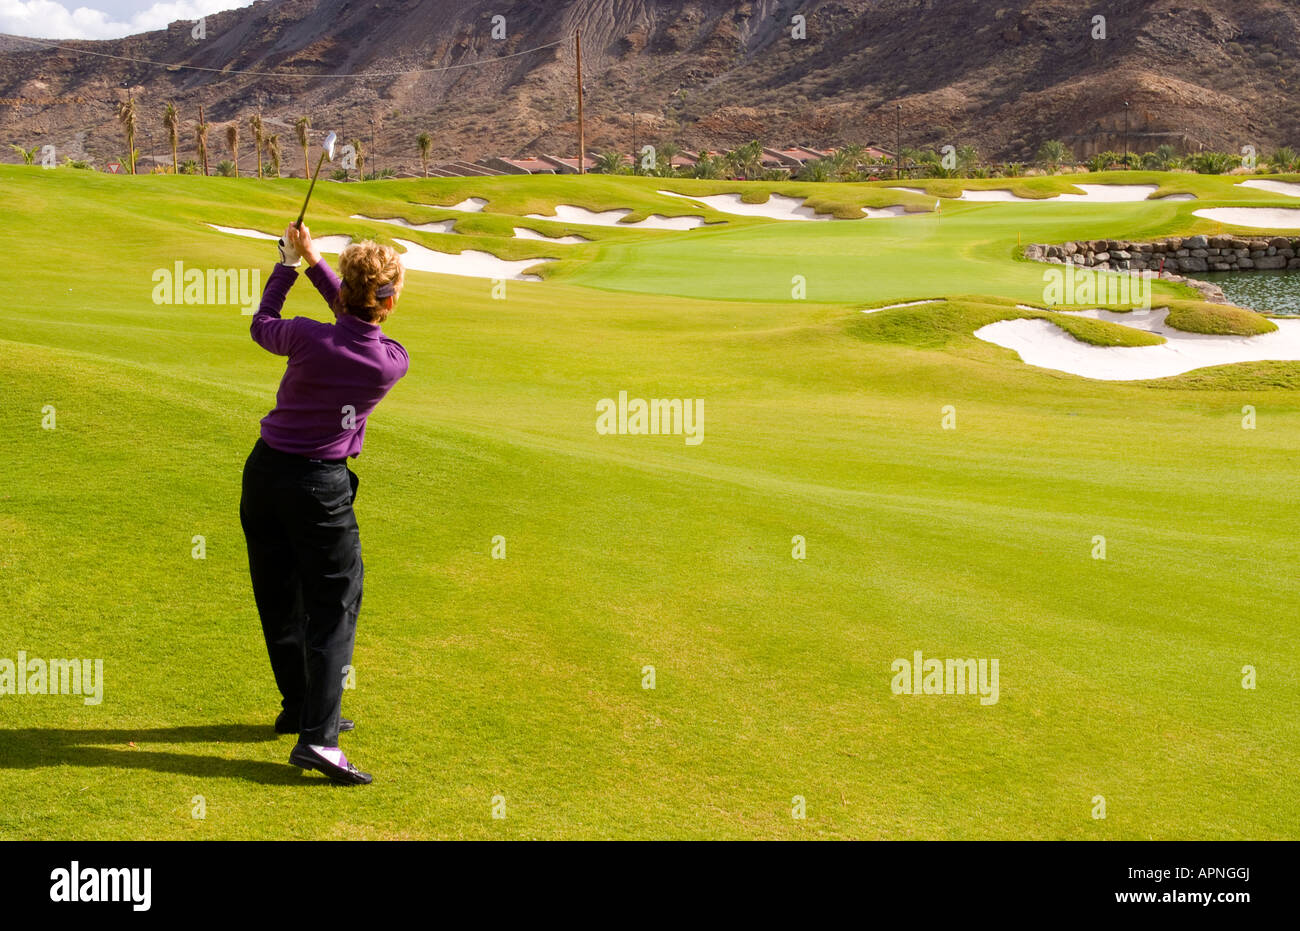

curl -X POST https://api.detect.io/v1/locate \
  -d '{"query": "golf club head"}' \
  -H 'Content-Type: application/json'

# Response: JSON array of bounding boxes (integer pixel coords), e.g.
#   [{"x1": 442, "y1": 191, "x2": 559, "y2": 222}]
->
[{"x1": 322, "y1": 131, "x2": 337, "y2": 162}]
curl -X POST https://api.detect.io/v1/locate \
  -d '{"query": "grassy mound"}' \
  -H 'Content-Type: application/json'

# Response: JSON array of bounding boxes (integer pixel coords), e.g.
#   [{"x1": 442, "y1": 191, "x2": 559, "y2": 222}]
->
[
  {"x1": 1044, "y1": 312, "x2": 1165, "y2": 347},
  {"x1": 1164, "y1": 301, "x2": 1278, "y2": 336},
  {"x1": 850, "y1": 298, "x2": 1165, "y2": 348}
]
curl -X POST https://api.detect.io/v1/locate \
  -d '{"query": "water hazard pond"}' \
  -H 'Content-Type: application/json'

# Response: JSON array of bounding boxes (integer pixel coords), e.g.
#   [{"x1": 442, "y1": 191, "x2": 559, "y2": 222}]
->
[{"x1": 1198, "y1": 270, "x2": 1300, "y2": 315}]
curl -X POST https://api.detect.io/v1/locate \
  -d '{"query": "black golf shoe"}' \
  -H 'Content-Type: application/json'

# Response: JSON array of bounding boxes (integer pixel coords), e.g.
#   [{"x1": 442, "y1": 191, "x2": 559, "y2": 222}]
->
[{"x1": 289, "y1": 743, "x2": 373, "y2": 785}]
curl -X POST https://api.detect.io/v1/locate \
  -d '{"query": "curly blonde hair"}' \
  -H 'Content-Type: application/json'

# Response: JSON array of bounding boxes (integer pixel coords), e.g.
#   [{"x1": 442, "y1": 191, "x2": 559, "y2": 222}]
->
[{"x1": 333, "y1": 241, "x2": 404, "y2": 324}]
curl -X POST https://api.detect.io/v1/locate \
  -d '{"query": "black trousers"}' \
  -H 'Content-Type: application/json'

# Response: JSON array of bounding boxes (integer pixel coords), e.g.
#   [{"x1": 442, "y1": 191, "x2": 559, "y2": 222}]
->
[{"x1": 239, "y1": 438, "x2": 363, "y2": 747}]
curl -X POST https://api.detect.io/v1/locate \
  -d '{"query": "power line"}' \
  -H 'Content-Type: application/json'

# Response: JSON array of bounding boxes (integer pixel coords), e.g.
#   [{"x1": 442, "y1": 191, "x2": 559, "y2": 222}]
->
[{"x1": 0, "y1": 32, "x2": 570, "y2": 79}]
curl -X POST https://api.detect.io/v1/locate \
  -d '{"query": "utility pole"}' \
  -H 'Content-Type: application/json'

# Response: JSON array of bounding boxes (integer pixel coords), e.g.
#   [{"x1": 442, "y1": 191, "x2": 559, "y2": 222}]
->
[
  {"x1": 199, "y1": 103, "x2": 209, "y2": 177},
  {"x1": 576, "y1": 29, "x2": 585, "y2": 173},
  {"x1": 895, "y1": 104, "x2": 902, "y2": 180},
  {"x1": 370, "y1": 118, "x2": 377, "y2": 178},
  {"x1": 1123, "y1": 101, "x2": 1130, "y2": 170}
]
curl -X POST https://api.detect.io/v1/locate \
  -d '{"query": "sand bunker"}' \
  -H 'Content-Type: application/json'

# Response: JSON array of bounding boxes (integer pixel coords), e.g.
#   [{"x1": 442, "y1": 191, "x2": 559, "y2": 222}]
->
[
  {"x1": 860, "y1": 205, "x2": 909, "y2": 218},
  {"x1": 391, "y1": 238, "x2": 554, "y2": 281},
  {"x1": 208, "y1": 224, "x2": 549, "y2": 281},
  {"x1": 862, "y1": 299, "x2": 941, "y2": 314},
  {"x1": 959, "y1": 184, "x2": 1165, "y2": 203},
  {"x1": 975, "y1": 307, "x2": 1300, "y2": 380},
  {"x1": 1192, "y1": 207, "x2": 1300, "y2": 229},
  {"x1": 422, "y1": 197, "x2": 488, "y2": 212},
  {"x1": 658, "y1": 190, "x2": 905, "y2": 220},
  {"x1": 208, "y1": 225, "x2": 353, "y2": 253},
  {"x1": 1239, "y1": 179, "x2": 1300, "y2": 198},
  {"x1": 352, "y1": 215, "x2": 458, "y2": 234},
  {"x1": 512, "y1": 227, "x2": 590, "y2": 244},
  {"x1": 524, "y1": 204, "x2": 706, "y2": 230}
]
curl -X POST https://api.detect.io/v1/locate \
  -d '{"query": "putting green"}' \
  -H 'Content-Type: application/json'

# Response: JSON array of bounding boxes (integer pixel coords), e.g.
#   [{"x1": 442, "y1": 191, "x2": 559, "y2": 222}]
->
[{"x1": 1, "y1": 166, "x2": 1297, "y2": 839}]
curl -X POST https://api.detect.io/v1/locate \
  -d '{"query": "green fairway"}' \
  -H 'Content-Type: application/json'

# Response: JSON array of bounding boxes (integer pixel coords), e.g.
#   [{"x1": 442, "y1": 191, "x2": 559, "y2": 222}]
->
[{"x1": 1, "y1": 165, "x2": 1297, "y2": 839}]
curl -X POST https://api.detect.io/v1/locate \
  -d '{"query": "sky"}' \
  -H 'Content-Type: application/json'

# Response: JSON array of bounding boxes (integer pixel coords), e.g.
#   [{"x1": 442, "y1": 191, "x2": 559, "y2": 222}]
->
[{"x1": 0, "y1": 0, "x2": 254, "y2": 39}]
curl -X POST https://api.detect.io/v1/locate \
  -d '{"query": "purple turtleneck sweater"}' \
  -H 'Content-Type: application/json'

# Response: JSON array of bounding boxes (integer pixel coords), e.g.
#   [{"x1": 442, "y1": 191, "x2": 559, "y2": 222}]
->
[{"x1": 251, "y1": 261, "x2": 409, "y2": 459}]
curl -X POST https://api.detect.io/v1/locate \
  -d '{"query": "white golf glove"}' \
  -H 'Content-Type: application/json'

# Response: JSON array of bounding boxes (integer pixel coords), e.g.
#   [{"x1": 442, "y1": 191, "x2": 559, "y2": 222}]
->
[{"x1": 277, "y1": 234, "x2": 302, "y2": 267}]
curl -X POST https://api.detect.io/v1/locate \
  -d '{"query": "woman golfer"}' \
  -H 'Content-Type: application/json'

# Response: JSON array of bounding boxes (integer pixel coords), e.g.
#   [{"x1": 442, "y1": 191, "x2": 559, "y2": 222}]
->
[{"x1": 240, "y1": 223, "x2": 408, "y2": 785}]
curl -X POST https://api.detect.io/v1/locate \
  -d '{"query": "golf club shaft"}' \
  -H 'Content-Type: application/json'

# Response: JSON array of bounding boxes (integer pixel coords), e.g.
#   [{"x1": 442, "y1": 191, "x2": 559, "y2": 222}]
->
[{"x1": 295, "y1": 151, "x2": 329, "y2": 228}]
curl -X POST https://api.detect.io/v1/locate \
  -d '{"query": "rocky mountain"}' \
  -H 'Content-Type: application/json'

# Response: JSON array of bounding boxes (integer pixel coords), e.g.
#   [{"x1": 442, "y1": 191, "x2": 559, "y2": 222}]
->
[{"x1": 1, "y1": 0, "x2": 1297, "y2": 173}]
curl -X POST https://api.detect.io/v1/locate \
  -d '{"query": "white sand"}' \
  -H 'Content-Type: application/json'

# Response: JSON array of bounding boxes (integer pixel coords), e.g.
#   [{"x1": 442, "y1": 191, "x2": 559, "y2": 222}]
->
[
  {"x1": 209, "y1": 224, "x2": 277, "y2": 240},
  {"x1": 391, "y1": 238, "x2": 554, "y2": 281},
  {"x1": 959, "y1": 189, "x2": 1050, "y2": 202},
  {"x1": 1056, "y1": 184, "x2": 1163, "y2": 202},
  {"x1": 352, "y1": 214, "x2": 458, "y2": 234},
  {"x1": 208, "y1": 225, "x2": 353, "y2": 253},
  {"x1": 1239, "y1": 179, "x2": 1300, "y2": 198},
  {"x1": 862, "y1": 299, "x2": 941, "y2": 314},
  {"x1": 525, "y1": 204, "x2": 706, "y2": 230},
  {"x1": 512, "y1": 227, "x2": 590, "y2": 244},
  {"x1": 659, "y1": 190, "x2": 876, "y2": 221},
  {"x1": 959, "y1": 184, "x2": 1162, "y2": 203},
  {"x1": 661, "y1": 189, "x2": 912, "y2": 219},
  {"x1": 208, "y1": 224, "x2": 547, "y2": 280},
  {"x1": 975, "y1": 307, "x2": 1300, "y2": 380},
  {"x1": 425, "y1": 197, "x2": 488, "y2": 212},
  {"x1": 1192, "y1": 207, "x2": 1300, "y2": 229},
  {"x1": 861, "y1": 205, "x2": 910, "y2": 218}
]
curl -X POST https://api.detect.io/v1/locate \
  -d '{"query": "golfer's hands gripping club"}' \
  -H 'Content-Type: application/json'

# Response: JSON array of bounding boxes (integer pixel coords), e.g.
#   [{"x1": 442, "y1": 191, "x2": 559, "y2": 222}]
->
[
  {"x1": 277, "y1": 226, "x2": 302, "y2": 267},
  {"x1": 283, "y1": 223, "x2": 322, "y2": 268}
]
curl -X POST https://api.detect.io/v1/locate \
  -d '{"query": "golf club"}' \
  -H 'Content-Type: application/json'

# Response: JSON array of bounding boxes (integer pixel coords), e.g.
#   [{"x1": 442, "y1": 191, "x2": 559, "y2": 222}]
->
[
  {"x1": 296, "y1": 131, "x2": 337, "y2": 229},
  {"x1": 280, "y1": 131, "x2": 336, "y2": 261}
]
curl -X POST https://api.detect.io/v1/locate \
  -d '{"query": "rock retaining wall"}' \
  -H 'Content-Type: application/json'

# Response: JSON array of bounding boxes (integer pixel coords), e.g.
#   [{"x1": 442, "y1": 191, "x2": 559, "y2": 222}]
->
[
  {"x1": 1026, "y1": 235, "x2": 1300, "y2": 273},
  {"x1": 1025, "y1": 234, "x2": 1300, "y2": 305}
]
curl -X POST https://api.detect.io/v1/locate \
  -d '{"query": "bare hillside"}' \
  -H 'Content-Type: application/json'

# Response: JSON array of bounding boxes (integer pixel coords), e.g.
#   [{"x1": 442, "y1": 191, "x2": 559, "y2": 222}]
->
[{"x1": 0, "y1": 0, "x2": 1296, "y2": 172}]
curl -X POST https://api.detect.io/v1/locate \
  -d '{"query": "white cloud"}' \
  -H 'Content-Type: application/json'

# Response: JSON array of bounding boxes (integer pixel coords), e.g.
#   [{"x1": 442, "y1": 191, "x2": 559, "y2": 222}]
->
[{"x1": 0, "y1": 1, "x2": 254, "y2": 40}]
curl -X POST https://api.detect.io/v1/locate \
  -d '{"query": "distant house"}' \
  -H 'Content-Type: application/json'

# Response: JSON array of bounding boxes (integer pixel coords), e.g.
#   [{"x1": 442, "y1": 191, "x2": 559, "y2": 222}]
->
[
  {"x1": 538, "y1": 154, "x2": 597, "y2": 173},
  {"x1": 793, "y1": 145, "x2": 831, "y2": 161},
  {"x1": 429, "y1": 160, "x2": 505, "y2": 177},
  {"x1": 481, "y1": 155, "x2": 557, "y2": 175},
  {"x1": 763, "y1": 147, "x2": 812, "y2": 169}
]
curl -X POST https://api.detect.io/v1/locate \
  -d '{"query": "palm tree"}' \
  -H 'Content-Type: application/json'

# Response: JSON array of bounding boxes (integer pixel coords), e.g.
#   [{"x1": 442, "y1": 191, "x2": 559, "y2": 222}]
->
[
  {"x1": 115, "y1": 94, "x2": 137, "y2": 174},
  {"x1": 267, "y1": 134, "x2": 281, "y2": 178},
  {"x1": 248, "y1": 113, "x2": 264, "y2": 179},
  {"x1": 1036, "y1": 139, "x2": 1070, "y2": 172},
  {"x1": 225, "y1": 123, "x2": 239, "y2": 176},
  {"x1": 899, "y1": 146, "x2": 926, "y2": 179},
  {"x1": 832, "y1": 143, "x2": 865, "y2": 179},
  {"x1": 594, "y1": 150, "x2": 625, "y2": 174},
  {"x1": 1141, "y1": 143, "x2": 1179, "y2": 171},
  {"x1": 691, "y1": 151, "x2": 722, "y2": 179},
  {"x1": 955, "y1": 144, "x2": 980, "y2": 177},
  {"x1": 1187, "y1": 151, "x2": 1237, "y2": 175},
  {"x1": 796, "y1": 158, "x2": 833, "y2": 182},
  {"x1": 349, "y1": 138, "x2": 364, "y2": 179},
  {"x1": 914, "y1": 148, "x2": 944, "y2": 178},
  {"x1": 655, "y1": 140, "x2": 682, "y2": 177},
  {"x1": 294, "y1": 116, "x2": 311, "y2": 178},
  {"x1": 196, "y1": 105, "x2": 209, "y2": 176},
  {"x1": 163, "y1": 101, "x2": 179, "y2": 174},
  {"x1": 7, "y1": 144, "x2": 39, "y2": 164},
  {"x1": 726, "y1": 140, "x2": 765, "y2": 180},
  {"x1": 1269, "y1": 147, "x2": 1297, "y2": 173},
  {"x1": 416, "y1": 131, "x2": 432, "y2": 177}
]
